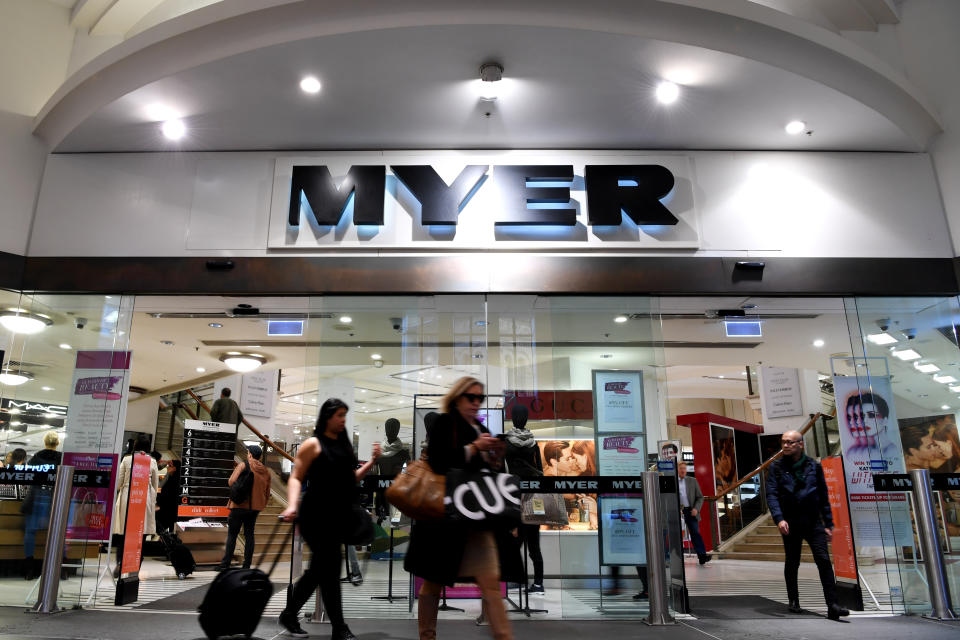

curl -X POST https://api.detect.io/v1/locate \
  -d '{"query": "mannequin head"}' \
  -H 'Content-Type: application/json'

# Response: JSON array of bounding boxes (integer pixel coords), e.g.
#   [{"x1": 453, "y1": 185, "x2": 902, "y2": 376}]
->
[
  {"x1": 385, "y1": 418, "x2": 401, "y2": 442},
  {"x1": 511, "y1": 404, "x2": 529, "y2": 430}
]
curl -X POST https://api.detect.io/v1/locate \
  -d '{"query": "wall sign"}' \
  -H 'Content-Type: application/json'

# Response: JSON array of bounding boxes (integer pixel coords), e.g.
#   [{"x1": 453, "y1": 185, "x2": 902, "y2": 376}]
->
[
  {"x1": 760, "y1": 366, "x2": 803, "y2": 419},
  {"x1": 269, "y1": 153, "x2": 700, "y2": 250}
]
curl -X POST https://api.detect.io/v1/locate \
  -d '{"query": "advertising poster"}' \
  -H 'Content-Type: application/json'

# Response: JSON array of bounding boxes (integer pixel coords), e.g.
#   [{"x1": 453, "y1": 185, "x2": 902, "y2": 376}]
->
[
  {"x1": 538, "y1": 439, "x2": 597, "y2": 530},
  {"x1": 593, "y1": 370, "x2": 644, "y2": 434},
  {"x1": 599, "y1": 496, "x2": 646, "y2": 565},
  {"x1": 598, "y1": 434, "x2": 646, "y2": 476},
  {"x1": 658, "y1": 439, "x2": 682, "y2": 462},
  {"x1": 832, "y1": 375, "x2": 911, "y2": 545},
  {"x1": 64, "y1": 350, "x2": 132, "y2": 542},
  {"x1": 821, "y1": 456, "x2": 858, "y2": 582},
  {"x1": 710, "y1": 425, "x2": 737, "y2": 494},
  {"x1": 898, "y1": 413, "x2": 960, "y2": 474},
  {"x1": 120, "y1": 452, "x2": 151, "y2": 575}
]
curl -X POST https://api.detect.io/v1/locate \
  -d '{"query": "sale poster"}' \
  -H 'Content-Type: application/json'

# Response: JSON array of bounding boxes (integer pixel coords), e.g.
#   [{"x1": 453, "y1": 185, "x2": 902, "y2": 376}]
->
[{"x1": 120, "y1": 453, "x2": 152, "y2": 575}]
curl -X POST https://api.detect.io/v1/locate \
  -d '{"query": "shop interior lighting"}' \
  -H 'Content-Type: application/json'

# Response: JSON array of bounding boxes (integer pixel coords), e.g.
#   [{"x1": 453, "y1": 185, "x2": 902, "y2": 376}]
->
[
  {"x1": 478, "y1": 62, "x2": 504, "y2": 101},
  {"x1": 866, "y1": 332, "x2": 898, "y2": 345},
  {"x1": 812, "y1": 339, "x2": 825, "y2": 348},
  {"x1": 339, "y1": 316, "x2": 352, "y2": 323},
  {"x1": 942, "y1": 405, "x2": 951, "y2": 411},
  {"x1": 0, "y1": 309, "x2": 53, "y2": 334},
  {"x1": 300, "y1": 76, "x2": 322, "y2": 94},
  {"x1": 0, "y1": 369, "x2": 33, "y2": 386},
  {"x1": 59, "y1": 343, "x2": 71, "y2": 350},
  {"x1": 933, "y1": 374, "x2": 957, "y2": 384},
  {"x1": 785, "y1": 120, "x2": 806, "y2": 135},
  {"x1": 370, "y1": 353, "x2": 382, "y2": 360},
  {"x1": 614, "y1": 316, "x2": 628, "y2": 323},
  {"x1": 891, "y1": 348, "x2": 922, "y2": 361},
  {"x1": 161, "y1": 119, "x2": 186, "y2": 140},
  {"x1": 219, "y1": 352, "x2": 266, "y2": 372},
  {"x1": 915, "y1": 363, "x2": 941, "y2": 373},
  {"x1": 656, "y1": 81, "x2": 680, "y2": 104}
]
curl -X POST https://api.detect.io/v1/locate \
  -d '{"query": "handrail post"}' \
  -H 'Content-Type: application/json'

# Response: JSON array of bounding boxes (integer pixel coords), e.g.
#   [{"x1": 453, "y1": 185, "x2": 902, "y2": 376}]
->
[
  {"x1": 642, "y1": 471, "x2": 675, "y2": 626},
  {"x1": 31, "y1": 465, "x2": 74, "y2": 613},
  {"x1": 909, "y1": 469, "x2": 957, "y2": 620}
]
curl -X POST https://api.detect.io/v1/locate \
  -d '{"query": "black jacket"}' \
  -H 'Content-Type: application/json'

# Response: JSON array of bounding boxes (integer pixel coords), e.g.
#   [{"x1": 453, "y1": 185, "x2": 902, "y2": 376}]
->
[
  {"x1": 766, "y1": 455, "x2": 834, "y2": 529},
  {"x1": 404, "y1": 412, "x2": 522, "y2": 585},
  {"x1": 504, "y1": 433, "x2": 543, "y2": 478}
]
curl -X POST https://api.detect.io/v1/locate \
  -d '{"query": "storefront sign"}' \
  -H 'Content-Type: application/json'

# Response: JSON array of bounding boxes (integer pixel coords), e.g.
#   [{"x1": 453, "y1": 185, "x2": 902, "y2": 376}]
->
[
  {"x1": 504, "y1": 390, "x2": 592, "y2": 421},
  {"x1": 270, "y1": 154, "x2": 699, "y2": 250},
  {"x1": 822, "y1": 456, "x2": 858, "y2": 582},
  {"x1": 760, "y1": 366, "x2": 803, "y2": 419},
  {"x1": 120, "y1": 452, "x2": 151, "y2": 575},
  {"x1": 64, "y1": 349, "x2": 132, "y2": 542},
  {"x1": 178, "y1": 419, "x2": 237, "y2": 518}
]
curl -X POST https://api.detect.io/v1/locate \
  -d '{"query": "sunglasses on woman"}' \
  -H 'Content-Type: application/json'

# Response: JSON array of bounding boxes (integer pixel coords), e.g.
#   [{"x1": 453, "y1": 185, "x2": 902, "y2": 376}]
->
[{"x1": 461, "y1": 393, "x2": 486, "y2": 403}]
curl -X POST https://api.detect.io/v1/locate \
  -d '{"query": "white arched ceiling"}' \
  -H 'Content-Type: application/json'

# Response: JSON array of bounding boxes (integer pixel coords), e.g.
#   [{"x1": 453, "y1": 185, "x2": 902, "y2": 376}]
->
[{"x1": 33, "y1": 0, "x2": 942, "y2": 151}]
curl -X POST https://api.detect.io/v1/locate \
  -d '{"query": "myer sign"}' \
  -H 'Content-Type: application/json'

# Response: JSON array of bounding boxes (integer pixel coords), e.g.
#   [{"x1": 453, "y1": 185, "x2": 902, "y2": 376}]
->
[{"x1": 268, "y1": 152, "x2": 699, "y2": 250}]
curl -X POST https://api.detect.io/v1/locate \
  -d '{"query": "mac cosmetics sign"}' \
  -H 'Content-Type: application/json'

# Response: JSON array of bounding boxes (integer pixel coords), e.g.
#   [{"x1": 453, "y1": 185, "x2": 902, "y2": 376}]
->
[{"x1": 268, "y1": 153, "x2": 699, "y2": 250}]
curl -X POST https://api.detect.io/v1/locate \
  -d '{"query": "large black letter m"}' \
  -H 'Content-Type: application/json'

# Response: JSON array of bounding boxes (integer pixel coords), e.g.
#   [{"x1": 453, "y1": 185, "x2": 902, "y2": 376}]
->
[{"x1": 288, "y1": 166, "x2": 385, "y2": 227}]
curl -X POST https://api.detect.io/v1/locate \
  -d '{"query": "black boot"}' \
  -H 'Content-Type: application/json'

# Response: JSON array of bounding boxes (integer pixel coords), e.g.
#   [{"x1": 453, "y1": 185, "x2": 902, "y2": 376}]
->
[
  {"x1": 827, "y1": 603, "x2": 850, "y2": 620},
  {"x1": 788, "y1": 599, "x2": 802, "y2": 613},
  {"x1": 331, "y1": 624, "x2": 358, "y2": 640}
]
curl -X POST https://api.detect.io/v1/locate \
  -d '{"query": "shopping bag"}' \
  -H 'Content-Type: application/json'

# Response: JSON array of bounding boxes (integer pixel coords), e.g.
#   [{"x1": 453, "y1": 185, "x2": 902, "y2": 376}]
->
[{"x1": 445, "y1": 468, "x2": 521, "y2": 527}]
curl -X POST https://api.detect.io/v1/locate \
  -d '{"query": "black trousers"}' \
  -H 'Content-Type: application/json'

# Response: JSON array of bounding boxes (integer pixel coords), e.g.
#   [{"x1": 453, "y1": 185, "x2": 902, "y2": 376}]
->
[
  {"x1": 522, "y1": 524, "x2": 544, "y2": 584},
  {"x1": 221, "y1": 508, "x2": 259, "y2": 569},
  {"x1": 682, "y1": 508, "x2": 707, "y2": 558},
  {"x1": 781, "y1": 521, "x2": 837, "y2": 606},
  {"x1": 284, "y1": 526, "x2": 345, "y2": 628}
]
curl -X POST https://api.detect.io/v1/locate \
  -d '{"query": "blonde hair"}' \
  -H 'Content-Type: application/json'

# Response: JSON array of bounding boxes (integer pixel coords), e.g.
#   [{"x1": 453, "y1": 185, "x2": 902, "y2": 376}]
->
[
  {"x1": 43, "y1": 431, "x2": 60, "y2": 449},
  {"x1": 442, "y1": 376, "x2": 484, "y2": 415}
]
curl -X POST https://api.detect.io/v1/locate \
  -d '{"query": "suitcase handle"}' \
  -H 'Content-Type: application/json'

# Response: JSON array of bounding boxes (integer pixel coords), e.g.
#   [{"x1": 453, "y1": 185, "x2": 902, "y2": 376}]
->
[{"x1": 254, "y1": 516, "x2": 295, "y2": 578}]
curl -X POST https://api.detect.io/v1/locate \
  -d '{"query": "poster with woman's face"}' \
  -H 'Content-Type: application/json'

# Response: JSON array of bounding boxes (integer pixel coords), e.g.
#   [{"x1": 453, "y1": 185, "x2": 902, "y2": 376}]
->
[
  {"x1": 538, "y1": 439, "x2": 597, "y2": 530},
  {"x1": 710, "y1": 425, "x2": 737, "y2": 493},
  {"x1": 898, "y1": 413, "x2": 960, "y2": 474}
]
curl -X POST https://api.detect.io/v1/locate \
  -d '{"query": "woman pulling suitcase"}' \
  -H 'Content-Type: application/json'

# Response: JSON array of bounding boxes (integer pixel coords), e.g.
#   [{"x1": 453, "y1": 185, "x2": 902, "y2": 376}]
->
[{"x1": 280, "y1": 398, "x2": 380, "y2": 639}]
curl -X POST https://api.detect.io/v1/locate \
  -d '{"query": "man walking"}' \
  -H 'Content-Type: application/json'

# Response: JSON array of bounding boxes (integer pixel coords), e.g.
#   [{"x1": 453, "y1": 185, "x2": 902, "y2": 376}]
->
[
  {"x1": 219, "y1": 444, "x2": 271, "y2": 569},
  {"x1": 766, "y1": 430, "x2": 849, "y2": 621},
  {"x1": 678, "y1": 462, "x2": 712, "y2": 565},
  {"x1": 210, "y1": 387, "x2": 243, "y2": 426}
]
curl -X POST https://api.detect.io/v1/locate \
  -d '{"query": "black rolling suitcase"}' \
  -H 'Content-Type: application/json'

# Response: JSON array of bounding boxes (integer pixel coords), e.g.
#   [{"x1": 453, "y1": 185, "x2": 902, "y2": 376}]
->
[
  {"x1": 198, "y1": 519, "x2": 292, "y2": 640},
  {"x1": 160, "y1": 530, "x2": 196, "y2": 579}
]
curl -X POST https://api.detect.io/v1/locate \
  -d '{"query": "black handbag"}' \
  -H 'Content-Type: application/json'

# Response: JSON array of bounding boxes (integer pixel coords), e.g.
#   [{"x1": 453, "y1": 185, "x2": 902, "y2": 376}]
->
[{"x1": 341, "y1": 502, "x2": 374, "y2": 545}]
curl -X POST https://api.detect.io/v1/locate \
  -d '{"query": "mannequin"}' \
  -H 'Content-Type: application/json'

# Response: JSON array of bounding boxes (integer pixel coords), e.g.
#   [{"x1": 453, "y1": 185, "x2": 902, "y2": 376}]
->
[
  {"x1": 375, "y1": 418, "x2": 411, "y2": 520},
  {"x1": 504, "y1": 405, "x2": 546, "y2": 594}
]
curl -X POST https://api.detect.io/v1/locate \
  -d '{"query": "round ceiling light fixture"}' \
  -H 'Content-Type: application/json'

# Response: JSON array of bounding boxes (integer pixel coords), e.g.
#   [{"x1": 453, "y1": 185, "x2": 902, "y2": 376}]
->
[
  {"x1": 0, "y1": 309, "x2": 53, "y2": 334},
  {"x1": 614, "y1": 315, "x2": 628, "y2": 323},
  {"x1": 0, "y1": 369, "x2": 33, "y2": 386},
  {"x1": 655, "y1": 81, "x2": 680, "y2": 104},
  {"x1": 785, "y1": 120, "x2": 806, "y2": 135},
  {"x1": 219, "y1": 352, "x2": 267, "y2": 372},
  {"x1": 478, "y1": 62, "x2": 504, "y2": 101},
  {"x1": 300, "y1": 76, "x2": 322, "y2": 94},
  {"x1": 161, "y1": 119, "x2": 186, "y2": 140}
]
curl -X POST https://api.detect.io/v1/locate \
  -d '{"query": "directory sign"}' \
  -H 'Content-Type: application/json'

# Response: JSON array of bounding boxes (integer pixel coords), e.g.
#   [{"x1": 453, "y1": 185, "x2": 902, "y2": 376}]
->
[{"x1": 178, "y1": 419, "x2": 236, "y2": 518}]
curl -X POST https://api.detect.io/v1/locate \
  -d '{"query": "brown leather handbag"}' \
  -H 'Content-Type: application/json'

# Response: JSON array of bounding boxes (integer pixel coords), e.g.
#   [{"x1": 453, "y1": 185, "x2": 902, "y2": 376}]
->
[{"x1": 385, "y1": 459, "x2": 446, "y2": 520}]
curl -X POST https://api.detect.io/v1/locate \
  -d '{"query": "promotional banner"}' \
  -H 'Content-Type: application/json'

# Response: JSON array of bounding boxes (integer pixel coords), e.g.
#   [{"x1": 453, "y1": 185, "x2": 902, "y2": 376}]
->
[
  {"x1": 178, "y1": 419, "x2": 237, "y2": 518},
  {"x1": 710, "y1": 425, "x2": 737, "y2": 494},
  {"x1": 658, "y1": 439, "x2": 682, "y2": 462},
  {"x1": 538, "y1": 439, "x2": 597, "y2": 530},
  {"x1": 599, "y1": 496, "x2": 646, "y2": 565},
  {"x1": 593, "y1": 370, "x2": 644, "y2": 434},
  {"x1": 120, "y1": 452, "x2": 151, "y2": 575},
  {"x1": 598, "y1": 434, "x2": 646, "y2": 476},
  {"x1": 64, "y1": 350, "x2": 132, "y2": 542},
  {"x1": 898, "y1": 413, "x2": 960, "y2": 474},
  {"x1": 821, "y1": 456, "x2": 858, "y2": 582},
  {"x1": 832, "y1": 375, "x2": 911, "y2": 545}
]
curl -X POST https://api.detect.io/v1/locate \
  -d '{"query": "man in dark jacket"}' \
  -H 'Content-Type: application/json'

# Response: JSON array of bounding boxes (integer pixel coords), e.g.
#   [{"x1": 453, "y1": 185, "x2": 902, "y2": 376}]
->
[
  {"x1": 766, "y1": 430, "x2": 848, "y2": 621},
  {"x1": 209, "y1": 387, "x2": 243, "y2": 426}
]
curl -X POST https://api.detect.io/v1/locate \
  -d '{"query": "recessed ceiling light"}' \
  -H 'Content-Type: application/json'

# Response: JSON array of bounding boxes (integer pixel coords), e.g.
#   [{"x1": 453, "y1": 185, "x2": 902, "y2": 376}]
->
[
  {"x1": 867, "y1": 332, "x2": 897, "y2": 345},
  {"x1": 942, "y1": 405, "x2": 951, "y2": 411},
  {"x1": 655, "y1": 81, "x2": 680, "y2": 104},
  {"x1": 300, "y1": 76, "x2": 322, "y2": 94},
  {"x1": 718, "y1": 375, "x2": 725, "y2": 379},
  {"x1": 914, "y1": 363, "x2": 941, "y2": 373},
  {"x1": 785, "y1": 120, "x2": 806, "y2": 135},
  {"x1": 892, "y1": 349, "x2": 922, "y2": 361},
  {"x1": 614, "y1": 316, "x2": 628, "y2": 324},
  {"x1": 371, "y1": 353, "x2": 382, "y2": 360},
  {"x1": 0, "y1": 309, "x2": 53, "y2": 334},
  {"x1": 59, "y1": 343, "x2": 71, "y2": 350},
  {"x1": 812, "y1": 339, "x2": 825, "y2": 348},
  {"x1": 41, "y1": 386, "x2": 53, "y2": 391},
  {"x1": 195, "y1": 367, "x2": 206, "y2": 373},
  {"x1": 339, "y1": 316, "x2": 352, "y2": 323},
  {"x1": 933, "y1": 374, "x2": 957, "y2": 384},
  {"x1": 360, "y1": 389, "x2": 366, "y2": 393},
  {"x1": 161, "y1": 119, "x2": 186, "y2": 140},
  {"x1": 208, "y1": 322, "x2": 223, "y2": 328}
]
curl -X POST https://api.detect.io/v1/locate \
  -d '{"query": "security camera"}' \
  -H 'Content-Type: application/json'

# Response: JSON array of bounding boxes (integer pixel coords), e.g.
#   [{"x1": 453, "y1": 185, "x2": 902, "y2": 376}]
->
[
  {"x1": 75, "y1": 317, "x2": 88, "y2": 330},
  {"x1": 877, "y1": 318, "x2": 890, "y2": 332},
  {"x1": 390, "y1": 317, "x2": 403, "y2": 332},
  {"x1": 903, "y1": 328, "x2": 918, "y2": 340}
]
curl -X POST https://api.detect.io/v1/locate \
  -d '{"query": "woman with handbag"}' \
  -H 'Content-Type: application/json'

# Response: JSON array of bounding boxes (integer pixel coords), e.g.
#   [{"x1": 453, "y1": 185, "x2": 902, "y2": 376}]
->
[
  {"x1": 404, "y1": 376, "x2": 520, "y2": 640},
  {"x1": 279, "y1": 398, "x2": 380, "y2": 640}
]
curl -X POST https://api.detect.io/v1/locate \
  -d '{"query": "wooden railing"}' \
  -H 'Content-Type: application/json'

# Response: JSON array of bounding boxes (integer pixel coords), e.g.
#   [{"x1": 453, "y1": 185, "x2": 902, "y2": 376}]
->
[
  {"x1": 184, "y1": 388, "x2": 295, "y2": 463},
  {"x1": 705, "y1": 408, "x2": 835, "y2": 502}
]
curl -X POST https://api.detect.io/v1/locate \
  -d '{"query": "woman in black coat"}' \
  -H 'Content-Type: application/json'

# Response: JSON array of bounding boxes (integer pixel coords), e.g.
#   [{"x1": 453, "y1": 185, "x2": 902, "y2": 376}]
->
[{"x1": 404, "y1": 376, "x2": 520, "y2": 640}]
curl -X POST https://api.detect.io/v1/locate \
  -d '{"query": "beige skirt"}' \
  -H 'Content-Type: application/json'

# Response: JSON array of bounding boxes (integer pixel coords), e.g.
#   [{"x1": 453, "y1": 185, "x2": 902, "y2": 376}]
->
[{"x1": 457, "y1": 529, "x2": 499, "y2": 578}]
